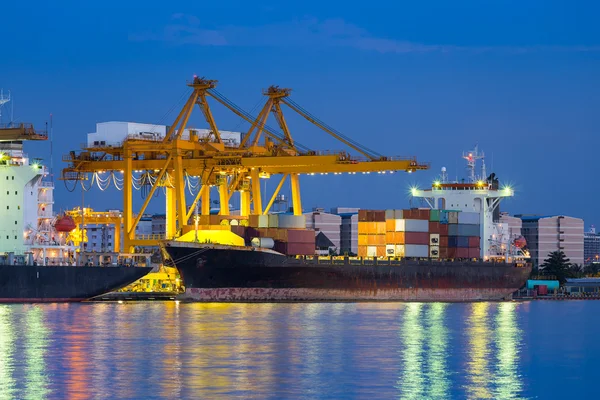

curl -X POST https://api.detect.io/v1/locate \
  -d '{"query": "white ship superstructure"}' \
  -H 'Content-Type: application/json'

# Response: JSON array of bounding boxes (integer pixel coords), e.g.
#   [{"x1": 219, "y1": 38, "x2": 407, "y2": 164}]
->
[
  {"x1": 411, "y1": 145, "x2": 528, "y2": 262},
  {"x1": 0, "y1": 104, "x2": 75, "y2": 264}
]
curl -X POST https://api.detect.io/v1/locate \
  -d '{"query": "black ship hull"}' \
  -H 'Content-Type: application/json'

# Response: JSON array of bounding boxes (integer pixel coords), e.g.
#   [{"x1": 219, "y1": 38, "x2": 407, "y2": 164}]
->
[
  {"x1": 162, "y1": 242, "x2": 532, "y2": 302},
  {"x1": 0, "y1": 265, "x2": 152, "y2": 303}
]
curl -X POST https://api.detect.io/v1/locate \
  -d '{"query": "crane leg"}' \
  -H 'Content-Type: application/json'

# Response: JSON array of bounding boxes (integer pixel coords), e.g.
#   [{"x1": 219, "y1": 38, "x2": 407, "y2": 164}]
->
[
  {"x1": 240, "y1": 190, "x2": 251, "y2": 216},
  {"x1": 290, "y1": 173, "x2": 302, "y2": 216},
  {"x1": 123, "y1": 153, "x2": 134, "y2": 252},
  {"x1": 219, "y1": 180, "x2": 230, "y2": 215},
  {"x1": 166, "y1": 187, "x2": 177, "y2": 239},
  {"x1": 251, "y1": 169, "x2": 262, "y2": 215},
  {"x1": 201, "y1": 185, "x2": 211, "y2": 215}
]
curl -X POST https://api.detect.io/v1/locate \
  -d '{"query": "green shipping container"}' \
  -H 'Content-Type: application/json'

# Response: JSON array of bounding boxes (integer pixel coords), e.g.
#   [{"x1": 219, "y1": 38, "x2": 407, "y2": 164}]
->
[{"x1": 429, "y1": 210, "x2": 440, "y2": 222}]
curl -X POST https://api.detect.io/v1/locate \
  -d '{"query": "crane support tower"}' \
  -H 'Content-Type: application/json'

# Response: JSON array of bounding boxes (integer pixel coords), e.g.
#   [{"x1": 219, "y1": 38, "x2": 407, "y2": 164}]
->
[{"x1": 62, "y1": 77, "x2": 429, "y2": 252}]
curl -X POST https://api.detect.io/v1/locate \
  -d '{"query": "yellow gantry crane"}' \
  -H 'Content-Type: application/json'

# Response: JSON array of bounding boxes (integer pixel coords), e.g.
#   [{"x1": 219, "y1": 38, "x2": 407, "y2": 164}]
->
[{"x1": 62, "y1": 77, "x2": 429, "y2": 252}]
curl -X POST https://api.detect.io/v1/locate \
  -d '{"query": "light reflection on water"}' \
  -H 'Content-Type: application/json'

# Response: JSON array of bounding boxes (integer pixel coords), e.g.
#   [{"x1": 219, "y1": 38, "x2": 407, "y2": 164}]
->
[{"x1": 0, "y1": 301, "x2": 595, "y2": 399}]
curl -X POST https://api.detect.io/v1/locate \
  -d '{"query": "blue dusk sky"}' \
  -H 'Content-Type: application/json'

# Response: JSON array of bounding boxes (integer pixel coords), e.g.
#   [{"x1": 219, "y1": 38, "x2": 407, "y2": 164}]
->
[{"x1": 2, "y1": 1, "x2": 599, "y2": 226}]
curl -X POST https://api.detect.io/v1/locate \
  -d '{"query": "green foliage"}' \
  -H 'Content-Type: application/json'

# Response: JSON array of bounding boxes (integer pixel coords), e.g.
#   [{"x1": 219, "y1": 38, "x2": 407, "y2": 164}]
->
[{"x1": 540, "y1": 251, "x2": 580, "y2": 284}]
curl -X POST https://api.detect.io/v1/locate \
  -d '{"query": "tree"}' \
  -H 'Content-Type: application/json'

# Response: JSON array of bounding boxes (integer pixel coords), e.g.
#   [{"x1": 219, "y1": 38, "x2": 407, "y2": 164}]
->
[
  {"x1": 585, "y1": 263, "x2": 600, "y2": 277},
  {"x1": 540, "y1": 251, "x2": 577, "y2": 284}
]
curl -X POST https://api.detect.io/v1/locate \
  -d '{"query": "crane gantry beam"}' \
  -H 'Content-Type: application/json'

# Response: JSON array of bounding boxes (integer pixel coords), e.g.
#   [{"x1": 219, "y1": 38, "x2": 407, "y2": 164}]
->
[{"x1": 62, "y1": 76, "x2": 429, "y2": 252}]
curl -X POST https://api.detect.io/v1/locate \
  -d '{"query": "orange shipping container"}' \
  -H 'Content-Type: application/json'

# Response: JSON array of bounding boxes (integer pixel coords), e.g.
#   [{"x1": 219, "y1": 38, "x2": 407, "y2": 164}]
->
[
  {"x1": 358, "y1": 245, "x2": 368, "y2": 257},
  {"x1": 394, "y1": 232, "x2": 405, "y2": 244},
  {"x1": 386, "y1": 219, "x2": 396, "y2": 232},
  {"x1": 376, "y1": 245, "x2": 386, "y2": 258},
  {"x1": 375, "y1": 222, "x2": 386, "y2": 234},
  {"x1": 376, "y1": 234, "x2": 386, "y2": 245},
  {"x1": 386, "y1": 232, "x2": 395, "y2": 244}
]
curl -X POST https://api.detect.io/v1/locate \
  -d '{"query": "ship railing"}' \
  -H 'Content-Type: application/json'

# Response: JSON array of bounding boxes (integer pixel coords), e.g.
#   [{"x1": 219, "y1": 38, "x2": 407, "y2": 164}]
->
[
  {"x1": 305, "y1": 256, "x2": 519, "y2": 266},
  {"x1": 39, "y1": 181, "x2": 54, "y2": 188},
  {"x1": 135, "y1": 233, "x2": 167, "y2": 240}
]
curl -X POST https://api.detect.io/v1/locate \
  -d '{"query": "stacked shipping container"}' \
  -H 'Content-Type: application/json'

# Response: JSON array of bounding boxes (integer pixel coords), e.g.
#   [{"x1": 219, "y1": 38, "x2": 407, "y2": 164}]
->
[
  {"x1": 357, "y1": 208, "x2": 482, "y2": 259},
  {"x1": 357, "y1": 210, "x2": 386, "y2": 257}
]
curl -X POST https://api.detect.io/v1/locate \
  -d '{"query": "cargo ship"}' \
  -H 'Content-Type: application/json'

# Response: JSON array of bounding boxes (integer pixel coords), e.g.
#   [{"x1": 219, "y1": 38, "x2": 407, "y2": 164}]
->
[
  {"x1": 0, "y1": 100, "x2": 151, "y2": 302},
  {"x1": 160, "y1": 146, "x2": 531, "y2": 302}
]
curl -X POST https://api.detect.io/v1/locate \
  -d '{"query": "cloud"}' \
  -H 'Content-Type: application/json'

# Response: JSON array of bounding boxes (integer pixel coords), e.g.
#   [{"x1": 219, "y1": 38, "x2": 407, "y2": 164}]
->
[{"x1": 129, "y1": 14, "x2": 600, "y2": 54}]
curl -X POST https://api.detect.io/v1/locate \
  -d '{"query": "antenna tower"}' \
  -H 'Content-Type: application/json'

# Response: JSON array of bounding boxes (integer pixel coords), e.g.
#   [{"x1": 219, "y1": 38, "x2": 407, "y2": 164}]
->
[{"x1": 462, "y1": 144, "x2": 485, "y2": 182}]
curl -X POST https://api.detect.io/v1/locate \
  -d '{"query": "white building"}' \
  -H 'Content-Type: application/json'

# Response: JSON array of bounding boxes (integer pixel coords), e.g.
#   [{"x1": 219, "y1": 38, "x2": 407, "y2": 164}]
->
[
  {"x1": 86, "y1": 122, "x2": 242, "y2": 148},
  {"x1": 84, "y1": 214, "x2": 153, "y2": 252},
  {"x1": 519, "y1": 215, "x2": 584, "y2": 268},
  {"x1": 584, "y1": 226, "x2": 600, "y2": 266}
]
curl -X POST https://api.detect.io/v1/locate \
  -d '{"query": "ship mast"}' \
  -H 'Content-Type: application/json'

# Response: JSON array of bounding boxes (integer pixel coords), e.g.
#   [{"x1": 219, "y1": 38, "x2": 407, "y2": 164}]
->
[{"x1": 0, "y1": 90, "x2": 10, "y2": 125}]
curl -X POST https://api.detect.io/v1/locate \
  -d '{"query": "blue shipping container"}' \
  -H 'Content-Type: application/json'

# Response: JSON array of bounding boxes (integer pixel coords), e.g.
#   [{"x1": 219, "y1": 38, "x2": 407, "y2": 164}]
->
[
  {"x1": 448, "y1": 236, "x2": 459, "y2": 248},
  {"x1": 526, "y1": 280, "x2": 560, "y2": 290}
]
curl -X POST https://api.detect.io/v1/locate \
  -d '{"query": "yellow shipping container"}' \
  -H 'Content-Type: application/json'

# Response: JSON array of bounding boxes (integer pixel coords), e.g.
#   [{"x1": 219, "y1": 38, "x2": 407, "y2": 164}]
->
[
  {"x1": 376, "y1": 234, "x2": 386, "y2": 245},
  {"x1": 375, "y1": 222, "x2": 386, "y2": 234},
  {"x1": 367, "y1": 235, "x2": 378, "y2": 246},
  {"x1": 358, "y1": 221, "x2": 369, "y2": 235},
  {"x1": 358, "y1": 234, "x2": 368, "y2": 246},
  {"x1": 395, "y1": 232, "x2": 405, "y2": 244}
]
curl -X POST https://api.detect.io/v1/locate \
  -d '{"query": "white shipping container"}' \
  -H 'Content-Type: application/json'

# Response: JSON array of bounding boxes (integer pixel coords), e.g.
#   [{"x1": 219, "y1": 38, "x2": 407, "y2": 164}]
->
[
  {"x1": 386, "y1": 244, "x2": 396, "y2": 256},
  {"x1": 430, "y1": 233, "x2": 440, "y2": 246},
  {"x1": 458, "y1": 212, "x2": 480, "y2": 225},
  {"x1": 448, "y1": 212, "x2": 459, "y2": 224},
  {"x1": 395, "y1": 219, "x2": 406, "y2": 232},
  {"x1": 257, "y1": 215, "x2": 269, "y2": 228},
  {"x1": 278, "y1": 214, "x2": 306, "y2": 229},
  {"x1": 385, "y1": 209, "x2": 395, "y2": 220},
  {"x1": 268, "y1": 214, "x2": 279, "y2": 228},
  {"x1": 404, "y1": 244, "x2": 429, "y2": 258},
  {"x1": 395, "y1": 244, "x2": 405, "y2": 257},
  {"x1": 394, "y1": 210, "x2": 404, "y2": 219},
  {"x1": 430, "y1": 245, "x2": 440, "y2": 258},
  {"x1": 367, "y1": 246, "x2": 378, "y2": 257},
  {"x1": 251, "y1": 237, "x2": 274, "y2": 248},
  {"x1": 404, "y1": 219, "x2": 429, "y2": 233}
]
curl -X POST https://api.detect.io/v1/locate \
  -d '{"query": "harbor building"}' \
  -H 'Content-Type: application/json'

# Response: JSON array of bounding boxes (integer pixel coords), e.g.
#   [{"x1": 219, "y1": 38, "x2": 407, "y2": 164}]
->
[
  {"x1": 304, "y1": 209, "x2": 342, "y2": 254},
  {"x1": 331, "y1": 207, "x2": 359, "y2": 256},
  {"x1": 518, "y1": 215, "x2": 584, "y2": 269},
  {"x1": 584, "y1": 226, "x2": 600, "y2": 266},
  {"x1": 86, "y1": 122, "x2": 242, "y2": 148},
  {"x1": 499, "y1": 212, "x2": 523, "y2": 238}
]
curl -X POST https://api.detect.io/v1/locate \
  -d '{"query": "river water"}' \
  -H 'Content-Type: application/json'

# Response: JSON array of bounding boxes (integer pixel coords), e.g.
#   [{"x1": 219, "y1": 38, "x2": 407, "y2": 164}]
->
[{"x1": 0, "y1": 301, "x2": 596, "y2": 399}]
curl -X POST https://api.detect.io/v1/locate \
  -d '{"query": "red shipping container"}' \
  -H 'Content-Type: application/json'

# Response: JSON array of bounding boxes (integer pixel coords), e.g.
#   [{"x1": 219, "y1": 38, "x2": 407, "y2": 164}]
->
[
  {"x1": 439, "y1": 224, "x2": 449, "y2": 236},
  {"x1": 404, "y1": 232, "x2": 429, "y2": 245},
  {"x1": 439, "y1": 236, "x2": 449, "y2": 247},
  {"x1": 372, "y1": 210, "x2": 386, "y2": 222},
  {"x1": 439, "y1": 247, "x2": 449, "y2": 259},
  {"x1": 468, "y1": 236, "x2": 480, "y2": 248},
  {"x1": 468, "y1": 248, "x2": 480, "y2": 258},
  {"x1": 287, "y1": 229, "x2": 316, "y2": 244},
  {"x1": 246, "y1": 227, "x2": 260, "y2": 239},
  {"x1": 286, "y1": 242, "x2": 315, "y2": 255},
  {"x1": 418, "y1": 209, "x2": 431, "y2": 220},
  {"x1": 447, "y1": 248, "x2": 457, "y2": 258},
  {"x1": 535, "y1": 285, "x2": 548, "y2": 295},
  {"x1": 358, "y1": 210, "x2": 369, "y2": 222},
  {"x1": 230, "y1": 225, "x2": 246, "y2": 238},
  {"x1": 429, "y1": 222, "x2": 440, "y2": 233},
  {"x1": 456, "y1": 248, "x2": 469, "y2": 258}
]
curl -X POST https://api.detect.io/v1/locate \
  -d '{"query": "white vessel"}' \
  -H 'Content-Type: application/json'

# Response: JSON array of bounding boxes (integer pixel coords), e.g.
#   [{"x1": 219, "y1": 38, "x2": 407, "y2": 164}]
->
[
  {"x1": 0, "y1": 96, "x2": 75, "y2": 264},
  {"x1": 411, "y1": 145, "x2": 529, "y2": 263}
]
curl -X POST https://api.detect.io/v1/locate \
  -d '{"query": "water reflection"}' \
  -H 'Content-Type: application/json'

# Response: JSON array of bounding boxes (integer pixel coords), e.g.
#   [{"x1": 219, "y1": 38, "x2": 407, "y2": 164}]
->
[
  {"x1": 466, "y1": 303, "x2": 493, "y2": 399},
  {"x1": 0, "y1": 301, "x2": 530, "y2": 399},
  {"x1": 24, "y1": 306, "x2": 50, "y2": 400},
  {"x1": 0, "y1": 306, "x2": 15, "y2": 400},
  {"x1": 494, "y1": 303, "x2": 522, "y2": 399},
  {"x1": 396, "y1": 303, "x2": 450, "y2": 400}
]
